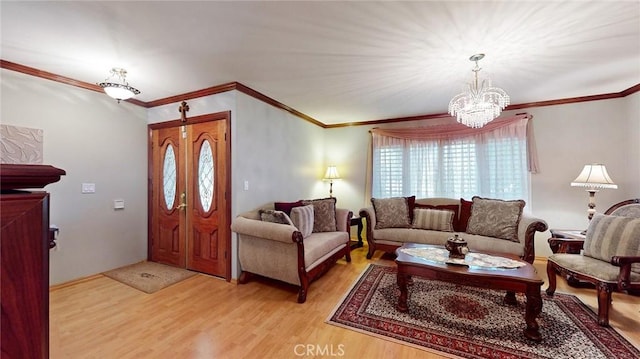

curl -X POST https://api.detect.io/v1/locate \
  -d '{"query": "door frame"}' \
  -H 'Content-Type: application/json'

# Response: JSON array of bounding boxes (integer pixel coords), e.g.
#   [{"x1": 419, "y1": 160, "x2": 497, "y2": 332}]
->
[{"x1": 147, "y1": 111, "x2": 232, "y2": 281}]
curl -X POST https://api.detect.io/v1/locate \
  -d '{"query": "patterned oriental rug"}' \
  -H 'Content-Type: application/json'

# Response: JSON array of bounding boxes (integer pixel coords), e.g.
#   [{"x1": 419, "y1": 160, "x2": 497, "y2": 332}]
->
[{"x1": 327, "y1": 264, "x2": 639, "y2": 359}]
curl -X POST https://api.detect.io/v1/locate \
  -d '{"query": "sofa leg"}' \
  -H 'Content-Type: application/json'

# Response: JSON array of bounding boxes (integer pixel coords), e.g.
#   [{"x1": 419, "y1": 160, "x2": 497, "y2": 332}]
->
[
  {"x1": 545, "y1": 261, "x2": 557, "y2": 296},
  {"x1": 596, "y1": 282, "x2": 612, "y2": 326},
  {"x1": 297, "y1": 286, "x2": 308, "y2": 303},
  {"x1": 366, "y1": 244, "x2": 375, "y2": 259},
  {"x1": 238, "y1": 271, "x2": 251, "y2": 284}
]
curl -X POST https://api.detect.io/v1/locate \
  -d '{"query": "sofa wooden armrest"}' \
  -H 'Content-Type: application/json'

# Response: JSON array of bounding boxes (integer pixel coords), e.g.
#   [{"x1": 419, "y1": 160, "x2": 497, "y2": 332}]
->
[
  {"x1": 611, "y1": 256, "x2": 640, "y2": 291},
  {"x1": 518, "y1": 214, "x2": 549, "y2": 263}
]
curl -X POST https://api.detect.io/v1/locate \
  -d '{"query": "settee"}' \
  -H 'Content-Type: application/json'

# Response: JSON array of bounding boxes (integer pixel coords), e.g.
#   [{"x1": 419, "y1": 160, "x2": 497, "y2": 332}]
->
[
  {"x1": 360, "y1": 196, "x2": 548, "y2": 263},
  {"x1": 230, "y1": 198, "x2": 351, "y2": 303}
]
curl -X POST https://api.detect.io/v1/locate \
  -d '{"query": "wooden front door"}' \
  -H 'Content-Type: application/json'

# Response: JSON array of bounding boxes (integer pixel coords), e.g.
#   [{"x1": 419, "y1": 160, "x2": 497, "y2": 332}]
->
[{"x1": 150, "y1": 113, "x2": 230, "y2": 279}]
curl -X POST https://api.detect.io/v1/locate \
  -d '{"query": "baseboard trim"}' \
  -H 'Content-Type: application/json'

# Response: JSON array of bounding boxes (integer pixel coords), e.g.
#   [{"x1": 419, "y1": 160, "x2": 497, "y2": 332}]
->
[{"x1": 49, "y1": 274, "x2": 104, "y2": 292}]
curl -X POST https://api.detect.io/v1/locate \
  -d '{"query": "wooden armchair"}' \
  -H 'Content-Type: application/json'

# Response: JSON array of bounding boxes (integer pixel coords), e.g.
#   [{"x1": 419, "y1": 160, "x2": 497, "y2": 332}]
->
[{"x1": 546, "y1": 199, "x2": 640, "y2": 326}]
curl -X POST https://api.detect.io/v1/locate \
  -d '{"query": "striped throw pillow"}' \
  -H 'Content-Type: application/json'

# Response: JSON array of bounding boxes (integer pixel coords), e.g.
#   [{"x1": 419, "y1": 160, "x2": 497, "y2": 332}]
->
[
  {"x1": 412, "y1": 208, "x2": 455, "y2": 232},
  {"x1": 584, "y1": 213, "x2": 640, "y2": 274},
  {"x1": 290, "y1": 205, "x2": 314, "y2": 238}
]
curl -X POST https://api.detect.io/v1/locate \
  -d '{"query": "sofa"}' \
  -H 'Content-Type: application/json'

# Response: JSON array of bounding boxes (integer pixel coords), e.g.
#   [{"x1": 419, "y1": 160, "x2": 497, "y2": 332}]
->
[
  {"x1": 360, "y1": 196, "x2": 548, "y2": 263},
  {"x1": 230, "y1": 198, "x2": 352, "y2": 303},
  {"x1": 546, "y1": 199, "x2": 640, "y2": 326}
]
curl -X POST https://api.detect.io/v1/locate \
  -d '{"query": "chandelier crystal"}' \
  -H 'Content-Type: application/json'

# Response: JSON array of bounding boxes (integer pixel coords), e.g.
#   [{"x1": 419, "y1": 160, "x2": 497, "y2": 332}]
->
[
  {"x1": 448, "y1": 54, "x2": 509, "y2": 128},
  {"x1": 98, "y1": 68, "x2": 141, "y2": 103}
]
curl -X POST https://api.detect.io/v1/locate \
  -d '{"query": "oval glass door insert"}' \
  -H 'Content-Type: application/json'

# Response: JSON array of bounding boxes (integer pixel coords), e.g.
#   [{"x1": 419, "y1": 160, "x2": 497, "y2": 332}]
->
[
  {"x1": 198, "y1": 140, "x2": 214, "y2": 212},
  {"x1": 163, "y1": 144, "x2": 177, "y2": 209}
]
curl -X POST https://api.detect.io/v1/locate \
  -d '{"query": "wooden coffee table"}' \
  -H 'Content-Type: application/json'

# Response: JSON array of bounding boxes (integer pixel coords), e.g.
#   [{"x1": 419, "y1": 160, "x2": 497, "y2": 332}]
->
[{"x1": 395, "y1": 243, "x2": 544, "y2": 342}]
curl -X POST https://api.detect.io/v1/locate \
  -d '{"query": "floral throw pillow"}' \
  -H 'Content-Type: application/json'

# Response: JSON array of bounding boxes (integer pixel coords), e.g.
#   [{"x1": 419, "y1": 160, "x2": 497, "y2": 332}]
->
[
  {"x1": 466, "y1": 196, "x2": 525, "y2": 242},
  {"x1": 259, "y1": 209, "x2": 294, "y2": 226},
  {"x1": 301, "y1": 198, "x2": 337, "y2": 233},
  {"x1": 371, "y1": 197, "x2": 411, "y2": 229}
]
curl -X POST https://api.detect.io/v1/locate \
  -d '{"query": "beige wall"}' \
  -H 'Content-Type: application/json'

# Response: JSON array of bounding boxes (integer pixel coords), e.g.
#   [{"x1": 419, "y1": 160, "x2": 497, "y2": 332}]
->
[
  {"x1": 146, "y1": 91, "x2": 326, "y2": 279},
  {"x1": 1, "y1": 69, "x2": 149, "y2": 285},
  {"x1": 326, "y1": 95, "x2": 638, "y2": 258},
  {"x1": 2, "y1": 67, "x2": 637, "y2": 283}
]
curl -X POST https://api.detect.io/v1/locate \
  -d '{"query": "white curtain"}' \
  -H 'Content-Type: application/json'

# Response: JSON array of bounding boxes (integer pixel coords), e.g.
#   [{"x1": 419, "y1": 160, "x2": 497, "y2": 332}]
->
[{"x1": 371, "y1": 114, "x2": 536, "y2": 202}]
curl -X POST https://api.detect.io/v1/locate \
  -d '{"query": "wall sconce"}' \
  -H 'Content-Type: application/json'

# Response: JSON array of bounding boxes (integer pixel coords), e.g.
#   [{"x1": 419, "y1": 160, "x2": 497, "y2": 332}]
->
[
  {"x1": 323, "y1": 166, "x2": 341, "y2": 198},
  {"x1": 571, "y1": 163, "x2": 617, "y2": 230}
]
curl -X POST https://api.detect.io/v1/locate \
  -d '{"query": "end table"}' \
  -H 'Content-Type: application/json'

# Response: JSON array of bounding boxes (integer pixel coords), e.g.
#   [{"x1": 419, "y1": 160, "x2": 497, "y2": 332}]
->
[
  {"x1": 350, "y1": 216, "x2": 364, "y2": 249},
  {"x1": 548, "y1": 229, "x2": 585, "y2": 254}
]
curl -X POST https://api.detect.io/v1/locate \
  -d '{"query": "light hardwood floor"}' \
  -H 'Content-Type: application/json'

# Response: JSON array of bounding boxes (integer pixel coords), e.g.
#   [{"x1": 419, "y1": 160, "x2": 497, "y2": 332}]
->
[{"x1": 50, "y1": 245, "x2": 640, "y2": 358}]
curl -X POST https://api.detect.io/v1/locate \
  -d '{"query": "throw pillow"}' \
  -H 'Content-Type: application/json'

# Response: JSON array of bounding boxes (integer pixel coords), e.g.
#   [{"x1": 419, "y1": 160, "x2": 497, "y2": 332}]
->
[
  {"x1": 466, "y1": 196, "x2": 525, "y2": 242},
  {"x1": 371, "y1": 197, "x2": 411, "y2": 229},
  {"x1": 301, "y1": 197, "x2": 337, "y2": 232},
  {"x1": 259, "y1": 209, "x2": 294, "y2": 226},
  {"x1": 412, "y1": 208, "x2": 455, "y2": 232},
  {"x1": 290, "y1": 205, "x2": 314, "y2": 238},
  {"x1": 415, "y1": 203, "x2": 460, "y2": 231},
  {"x1": 274, "y1": 200, "x2": 304, "y2": 216},
  {"x1": 458, "y1": 198, "x2": 473, "y2": 232},
  {"x1": 584, "y1": 213, "x2": 640, "y2": 274}
]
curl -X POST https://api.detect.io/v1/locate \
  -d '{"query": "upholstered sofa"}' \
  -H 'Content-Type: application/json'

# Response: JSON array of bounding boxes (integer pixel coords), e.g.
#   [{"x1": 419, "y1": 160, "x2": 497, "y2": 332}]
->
[
  {"x1": 230, "y1": 198, "x2": 352, "y2": 303},
  {"x1": 360, "y1": 196, "x2": 548, "y2": 263},
  {"x1": 546, "y1": 199, "x2": 640, "y2": 326}
]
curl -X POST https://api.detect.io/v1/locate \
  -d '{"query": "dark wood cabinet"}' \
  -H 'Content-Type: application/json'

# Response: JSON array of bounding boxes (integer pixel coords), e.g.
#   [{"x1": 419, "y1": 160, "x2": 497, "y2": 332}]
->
[{"x1": 1, "y1": 164, "x2": 65, "y2": 359}]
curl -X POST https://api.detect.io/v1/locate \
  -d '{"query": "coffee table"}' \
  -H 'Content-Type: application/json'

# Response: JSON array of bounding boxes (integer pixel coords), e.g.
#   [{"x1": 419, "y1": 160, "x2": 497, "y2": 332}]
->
[{"x1": 395, "y1": 243, "x2": 544, "y2": 342}]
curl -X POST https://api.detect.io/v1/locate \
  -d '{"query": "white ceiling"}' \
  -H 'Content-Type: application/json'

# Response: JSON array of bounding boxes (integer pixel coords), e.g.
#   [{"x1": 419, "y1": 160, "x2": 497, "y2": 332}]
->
[{"x1": 1, "y1": 1, "x2": 639, "y2": 125}]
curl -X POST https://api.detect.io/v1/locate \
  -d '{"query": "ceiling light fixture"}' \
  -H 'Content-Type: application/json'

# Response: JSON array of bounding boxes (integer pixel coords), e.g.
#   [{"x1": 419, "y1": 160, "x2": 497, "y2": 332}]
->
[
  {"x1": 448, "y1": 54, "x2": 510, "y2": 128},
  {"x1": 98, "y1": 68, "x2": 140, "y2": 103}
]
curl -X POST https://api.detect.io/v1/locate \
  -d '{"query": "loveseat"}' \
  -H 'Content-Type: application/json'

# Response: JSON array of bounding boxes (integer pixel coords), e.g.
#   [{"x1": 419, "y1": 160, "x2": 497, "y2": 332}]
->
[
  {"x1": 231, "y1": 198, "x2": 352, "y2": 303},
  {"x1": 360, "y1": 196, "x2": 548, "y2": 263}
]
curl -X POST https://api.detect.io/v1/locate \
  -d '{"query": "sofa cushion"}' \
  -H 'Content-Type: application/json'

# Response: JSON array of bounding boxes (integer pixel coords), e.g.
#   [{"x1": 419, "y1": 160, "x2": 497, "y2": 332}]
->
[
  {"x1": 304, "y1": 231, "x2": 349, "y2": 269},
  {"x1": 458, "y1": 198, "x2": 473, "y2": 232},
  {"x1": 372, "y1": 196, "x2": 412, "y2": 229},
  {"x1": 584, "y1": 213, "x2": 640, "y2": 274},
  {"x1": 301, "y1": 197, "x2": 337, "y2": 233},
  {"x1": 415, "y1": 203, "x2": 460, "y2": 231},
  {"x1": 290, "y1": 205, "x2": 314, "y2": 238},
  {"x1": 412, "y1": 208, "x2": 454, "y2": 232},
  {"x1": 259, "y1": 209, "x2": 294, "y2": 226},
  {"x1": 466, "y1": 196, "x2": 525, "y2": 242},
  {"x1": 274, "y1": 200, "x2": 304, "y2": 216}
]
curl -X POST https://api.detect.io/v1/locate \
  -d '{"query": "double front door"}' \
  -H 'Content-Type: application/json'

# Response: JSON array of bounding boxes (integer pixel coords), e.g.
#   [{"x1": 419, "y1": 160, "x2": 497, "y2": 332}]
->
[{"x1": 149, "y1": 114, "x2": 230, "y2": 279}]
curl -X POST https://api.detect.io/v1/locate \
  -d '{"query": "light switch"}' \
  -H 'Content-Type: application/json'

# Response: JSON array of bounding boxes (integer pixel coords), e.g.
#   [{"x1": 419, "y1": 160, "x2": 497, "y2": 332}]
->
[
  {"x1": 81, "y1": 183, "x2": 96, "y2": 194},
  {"x1": 244, "y1": 180, "x2": 249, "y2": 191},
  {"x1": 114, "y1": 199, "x2": 125, "y2": 209}
]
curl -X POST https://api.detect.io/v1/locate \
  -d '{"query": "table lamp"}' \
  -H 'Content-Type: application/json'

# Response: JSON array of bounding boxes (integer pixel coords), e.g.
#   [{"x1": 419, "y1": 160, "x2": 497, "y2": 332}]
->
[
  {"x1": 571, "y1": 164, "x2": 617, "y2": 224},
  {"x1": 323, "y1": 166, "x2": 341, "y2": 198}
]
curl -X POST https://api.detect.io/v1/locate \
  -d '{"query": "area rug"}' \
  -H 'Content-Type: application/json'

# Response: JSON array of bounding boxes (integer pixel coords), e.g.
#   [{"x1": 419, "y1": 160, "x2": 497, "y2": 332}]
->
[
  {"x1": 103, "y1": 261, "x2": 196, "y2": 294},
  {"x1": 327, "y1": 264, "x2": 639, "y2": 359}
]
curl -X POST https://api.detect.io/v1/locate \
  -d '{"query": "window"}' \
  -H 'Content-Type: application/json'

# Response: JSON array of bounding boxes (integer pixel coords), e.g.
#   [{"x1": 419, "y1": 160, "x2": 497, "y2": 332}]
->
[{"x1": 371, "y1": 115, "x2": 535, "y2": 202}]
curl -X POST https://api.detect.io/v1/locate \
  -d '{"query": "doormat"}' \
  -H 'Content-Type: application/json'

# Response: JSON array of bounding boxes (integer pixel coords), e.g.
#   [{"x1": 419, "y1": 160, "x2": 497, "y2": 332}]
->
[
  {"x1": 327, "y1": 264, "x2": 639, "y2": 359},
  {"x1": 103, "y1": 261, "x2": 197, "y2": 294}
]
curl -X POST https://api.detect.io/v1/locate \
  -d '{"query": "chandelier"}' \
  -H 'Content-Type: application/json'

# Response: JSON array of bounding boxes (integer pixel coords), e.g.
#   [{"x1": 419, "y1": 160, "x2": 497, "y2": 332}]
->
[
  {"x1": 448, "y1": 54, "x2": 509, "y2": 128},
  {"x1": 98, "y1": 68, "x2": 141, "y2": 103}
]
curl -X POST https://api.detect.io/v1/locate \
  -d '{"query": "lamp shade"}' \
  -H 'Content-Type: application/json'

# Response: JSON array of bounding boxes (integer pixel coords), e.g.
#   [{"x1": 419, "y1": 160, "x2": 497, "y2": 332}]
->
[
  {"x1": 571, "y1": 164, "x2": 617, "y2": 189},
  {"x1": 323, "y1": 166, "x2": 340, "y2": 181}
]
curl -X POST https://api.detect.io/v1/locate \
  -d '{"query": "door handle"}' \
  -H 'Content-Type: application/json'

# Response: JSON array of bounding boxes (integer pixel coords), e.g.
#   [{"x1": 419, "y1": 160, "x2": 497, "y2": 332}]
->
[{"x1": 176, "y1": 192, "x2": 187, "y2": 210}]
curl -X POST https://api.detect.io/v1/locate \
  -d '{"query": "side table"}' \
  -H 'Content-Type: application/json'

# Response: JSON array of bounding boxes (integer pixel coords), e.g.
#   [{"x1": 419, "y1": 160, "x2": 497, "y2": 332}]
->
[
  {"x1": 350, "y1": 216, "x2": 364, "y2": 249},
  {"x1": 548, "y1": 229, "x2": 585, "y2": 254}
]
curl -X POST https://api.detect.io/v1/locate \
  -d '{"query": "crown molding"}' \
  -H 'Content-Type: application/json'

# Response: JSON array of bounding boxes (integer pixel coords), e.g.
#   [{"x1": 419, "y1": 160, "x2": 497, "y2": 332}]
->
[{"x1": 2, "y1": 59, "x2": 638, "y2": 129}]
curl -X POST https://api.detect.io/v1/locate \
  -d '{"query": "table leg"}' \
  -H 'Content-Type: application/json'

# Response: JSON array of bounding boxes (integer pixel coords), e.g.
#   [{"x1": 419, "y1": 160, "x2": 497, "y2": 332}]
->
[
  {"x1": 397, "y1": 272, "x2": 409, "y2": 312},
  {"x1": 524, "y1": 285, "x2": 542, "y2": 342}
]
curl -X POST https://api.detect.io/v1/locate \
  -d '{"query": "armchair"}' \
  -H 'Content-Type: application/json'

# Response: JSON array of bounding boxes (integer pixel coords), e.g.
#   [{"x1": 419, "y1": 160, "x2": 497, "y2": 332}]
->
[
  {"x1": 546, "y1": 199, "x2": 640, "y2": 326},
  {"x1": 231, "y1": 202, "x2": 352, "y2": 303}
]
